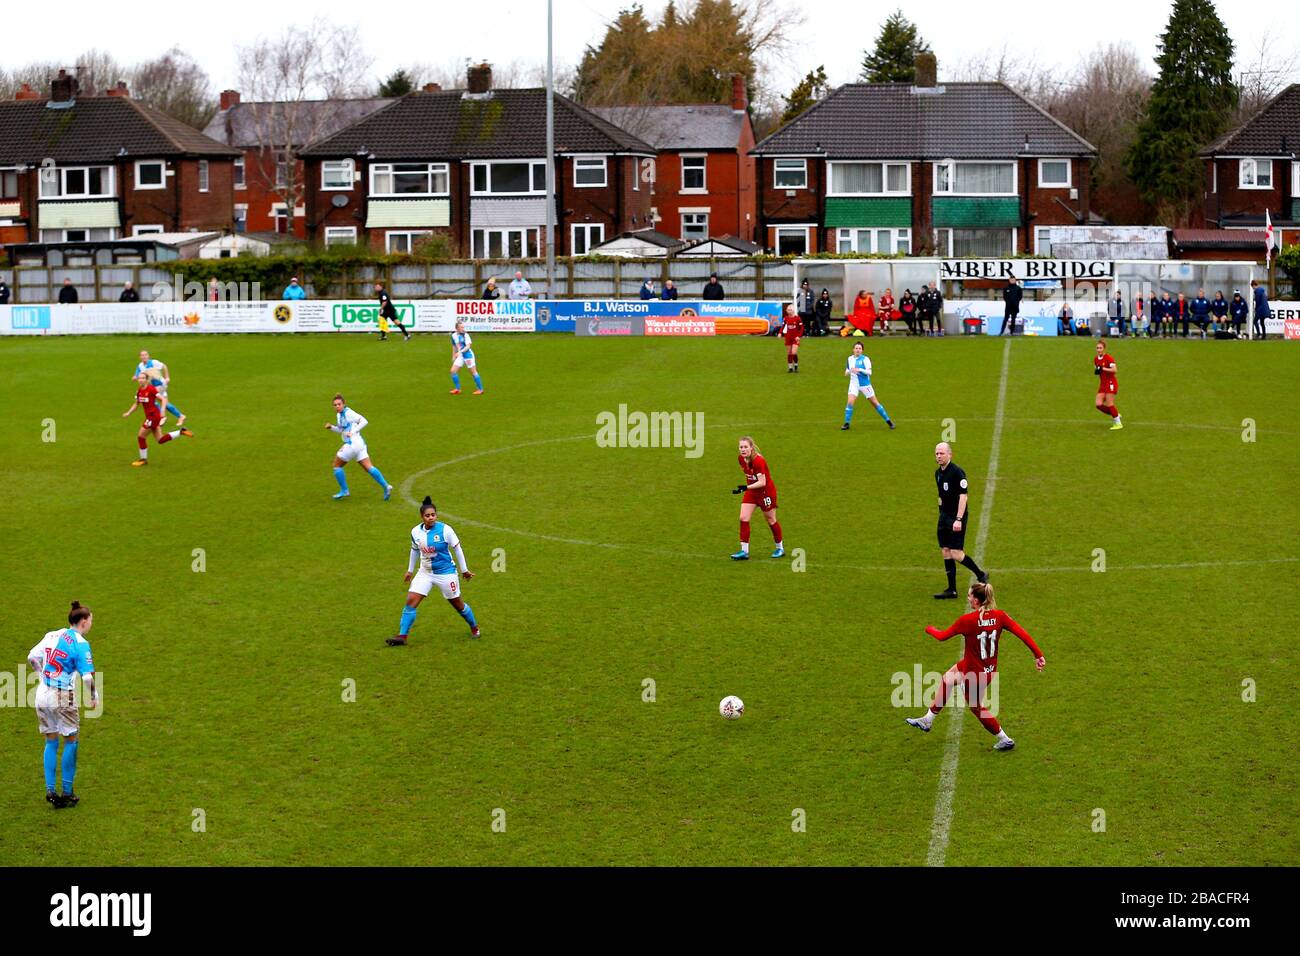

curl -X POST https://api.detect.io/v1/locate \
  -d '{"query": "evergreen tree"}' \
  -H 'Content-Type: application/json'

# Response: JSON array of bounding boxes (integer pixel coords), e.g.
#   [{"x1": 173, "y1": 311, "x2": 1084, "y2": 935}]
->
[
  {"x1": 1126, "y1": 0, "x2": 1237, "y2": 220},
  {"x1": 859, "y1": 10, "x2": 930, "y2": 83},
  {"x1": 379, "y1": 69, "x2": 414, "y2": 97},
  {"x1": 780, "y1": 66, "x2": 829, "y2": 127}
]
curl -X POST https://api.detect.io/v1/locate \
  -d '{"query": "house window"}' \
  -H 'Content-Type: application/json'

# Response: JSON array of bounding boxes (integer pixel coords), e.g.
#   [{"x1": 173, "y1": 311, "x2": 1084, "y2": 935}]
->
[
  {"x1": 370, "y1": 162, "x2": 450, "y2": 197},
  {"x1": 324, "y1": 226, "x2": 358, "y2": 247},
  {"x1": 64, "y1": 229, "x2": 88, "y2": 242},
  {"x1": 322, "y1": 159, "x2": 355, "y2": 190},
  {"x1": 233, "y1": 157, "x2": 246, "y2": 189},
  {"x1": 571, "y1": 222, "x2": 605, "y2": 255},
  {"x1": 828, "y1": 162, "x2": 910, "y2": 196},
  {"x1": 134, "y1": 161, "x2": 165, "y2": 190},
  {"x1": 41, "y1": 165, "x2": 114, "y2": 198},
  {"x1": 470, "y1": 161, "x2": 547, "y2": 196},
  {"x1": 935, "y1": 228, "x2": 1016, "y2": 256},
  {"x1": 933, "y1": 161, "x2": 1016, "y2": 195},
  {"x1": 573, "y1": 157, "x2": 607, "y2": 188},
  {"x1": 272, "y1": 205, "x2": 289, "y2": 234},
  {"x1": 274, "y1": 150, "x2": 291, "y2": 188},
  {"x1": 1239, "y1": 158, "x2": 1273, "y2": 189},
  {"x1": 835, "y1": 228, "x2": 910, "y2": 254},
  {"x1": 773, "y1": 226, "x2": 809, "y2": 255},
  {"x1": 234, "y1": 204, "x2": 247, "y2": 233},
  {"x1": 682, "y1": 211, "x2": 709, "y2": 240},
  {"x1": 1038, "y1": 159, "x2": 1071, "y2": 188},
  {"x1": 1293, "y1": 161, "x2": 1300, "y2": 195},
  {"x1": 471, "y1": 227, "x2": 540, "y2": 259},
  {"x1": 1211, "y1": 162, "x2": 1217, "y2": 194},
  {"x1": 773, "y1": 158, "x2": 807, "y2": 189},
  {"x1": 1034, "y1": 226, "x2": 1054, "y2": 256},
  {"x1": 198, "y1": 160, "x2": 209, "y2": 193},
  {"x1": 132, "y1": 224, "x2": 164, "y2": 237},
  {"x1": 1, "y1": 169, "x2": 18, "y2": 199},
  {"x1": 681, "y1": 155, "x2": 707, "y2": 192},
  {"x1": 386, "y1": 230, "x2": 433, "y2": 254}
]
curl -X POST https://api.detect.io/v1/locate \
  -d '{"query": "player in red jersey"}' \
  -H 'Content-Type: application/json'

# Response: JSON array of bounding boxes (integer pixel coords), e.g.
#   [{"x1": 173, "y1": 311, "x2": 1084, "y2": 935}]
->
[
  {"x1": 731, "y1": 436, "x2": 784, "y2": 560},
  {"x1": 780, "y1": 304, "x2": 803, "y2": 373},
  {"x1": 122, "y1": 371, "x2": 192, "y2": 466},
  {"x1": 904, "y1": 582, "x2": 1045, "y2": 750},
  {"x1": 1093, "y1": 340, "x2": 1122, "y2": 430}
]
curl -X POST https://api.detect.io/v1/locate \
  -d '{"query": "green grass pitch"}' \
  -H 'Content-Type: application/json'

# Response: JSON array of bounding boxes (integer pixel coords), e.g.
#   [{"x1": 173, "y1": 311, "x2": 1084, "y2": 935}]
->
[{"x1": 1, "y1": 331, "x2": 1296, "y2": 866}]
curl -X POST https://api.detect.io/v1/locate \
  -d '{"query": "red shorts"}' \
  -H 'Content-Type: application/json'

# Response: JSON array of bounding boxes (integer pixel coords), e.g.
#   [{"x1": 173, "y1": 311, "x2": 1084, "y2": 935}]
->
[
  {"x1": 1098, "y1": 380, "x2": 1117, "y2": 395},
  {"x1": 783, "y1": 333, "x2": 801, "y2": 346},
  {"x1": 743, "y1": 489, "x2": 777, "y2": 512},
  {"x1": 144, "y1": 413, "x2": 163, "y2": 429}
]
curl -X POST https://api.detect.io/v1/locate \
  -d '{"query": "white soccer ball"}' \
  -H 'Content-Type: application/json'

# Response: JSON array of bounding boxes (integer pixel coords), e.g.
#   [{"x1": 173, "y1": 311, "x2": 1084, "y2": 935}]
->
[{"x1": 719, "y1": 695, "x2": 745, "y2": 720}]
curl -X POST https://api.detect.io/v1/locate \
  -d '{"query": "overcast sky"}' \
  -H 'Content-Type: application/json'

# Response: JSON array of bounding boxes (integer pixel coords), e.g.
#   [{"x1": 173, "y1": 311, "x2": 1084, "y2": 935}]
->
[{"x1": 16, "y1": 0, "x2": 1300, "y2": 99}]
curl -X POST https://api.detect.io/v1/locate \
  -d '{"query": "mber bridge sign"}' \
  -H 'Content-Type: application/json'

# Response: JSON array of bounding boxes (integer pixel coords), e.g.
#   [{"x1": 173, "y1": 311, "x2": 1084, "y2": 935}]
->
[{"x1": 940, "y1": 259, "x2": 1114, "y2": 281}]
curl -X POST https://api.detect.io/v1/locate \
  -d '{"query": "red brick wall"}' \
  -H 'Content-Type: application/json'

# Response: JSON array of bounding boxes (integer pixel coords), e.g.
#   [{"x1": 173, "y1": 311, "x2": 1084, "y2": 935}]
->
[
  {"x1": 758, "y1": 156, "x2": 821, "y2": 252},
  {"x1": 236, "y1": 147, "x2": 309, "y2": 237},
  {"x1": 304, "y1": 157, "x2": 370, "y2": 246},
  {"x1": 1204, "y1": 157, "x2": 1286, "y2": 226},
  {"x1": 651, "y1": 121, "x2": 756, "y2": 241},
  {"x1": 558, "y1": 155, "x2": 654, "y2": 252},
  {"x1": 1025, "y1": 157, "x2": 1092, "y2": 253}
]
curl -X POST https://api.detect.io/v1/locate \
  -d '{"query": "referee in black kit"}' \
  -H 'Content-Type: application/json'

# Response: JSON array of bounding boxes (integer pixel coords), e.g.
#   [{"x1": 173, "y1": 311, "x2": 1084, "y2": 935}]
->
[{"x1": 933, "y1": 442, "x2": 988, "y2": 598}]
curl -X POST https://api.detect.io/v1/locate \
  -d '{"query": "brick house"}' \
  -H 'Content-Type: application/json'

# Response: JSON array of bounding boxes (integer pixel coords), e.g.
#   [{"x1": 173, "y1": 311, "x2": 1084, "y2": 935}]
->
[
  {"x1": 749, "y1": 59, "x2": 1095, "y2": 257},
  {"x1": 593, "y1": 74, "x2": 757, "y2": 243},
  {"x1": 204, "y1": 90, "x2": 390, "y2": 238},
  {"x1": 298, "y1": 65, "x2": 656, "y2": 257},
  {"x1": 1199, "y1": 83, "x2": 1300, "y2": 250},
  {"x1": 0, "y1": 71, "x2": 238, "y2": 247}
]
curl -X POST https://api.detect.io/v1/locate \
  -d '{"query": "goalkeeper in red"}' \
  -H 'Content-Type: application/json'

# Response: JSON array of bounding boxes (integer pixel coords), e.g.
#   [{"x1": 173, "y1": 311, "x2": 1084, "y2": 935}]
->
[{"x1": 904, "y1": 582, "x2": 1045, "y2": 751}]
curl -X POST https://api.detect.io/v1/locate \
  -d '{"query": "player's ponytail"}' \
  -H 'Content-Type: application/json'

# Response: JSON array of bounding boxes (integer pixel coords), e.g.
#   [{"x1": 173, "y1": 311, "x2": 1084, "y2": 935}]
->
[
  {"x1": 68, "y1": 601, "x2": 92, "y2": 626},
  {"x1": 969, "y1": 582, "x2": 995, "y2": 610},
  {"x1": 419, "y1": 496, "x2": 436, "y2": 515},
  {"x1": 739, "y1": 435, "x2": 761, "y2": 459}
]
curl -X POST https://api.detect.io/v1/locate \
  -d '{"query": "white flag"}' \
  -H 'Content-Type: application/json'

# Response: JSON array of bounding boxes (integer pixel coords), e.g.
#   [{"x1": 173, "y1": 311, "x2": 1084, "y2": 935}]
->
[{"x1": 1265, "y1": 209, "x2": 1274, "y2": 263}]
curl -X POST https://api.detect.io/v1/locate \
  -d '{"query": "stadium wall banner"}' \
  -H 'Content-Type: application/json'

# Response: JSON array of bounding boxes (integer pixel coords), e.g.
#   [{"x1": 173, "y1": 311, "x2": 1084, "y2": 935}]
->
[
  {"x1": 559, "y1": 300, "x2": 782, "y2": 337},
  {"x1": 940, "y1": 298, "x2": 1118, "y2": 336},
  {"x1": 1267, "y1": 303, "x2": 1300, "y2": 339},
  {"x1": 940, "y1": 259, "x2": 1115, "y2": 281}
]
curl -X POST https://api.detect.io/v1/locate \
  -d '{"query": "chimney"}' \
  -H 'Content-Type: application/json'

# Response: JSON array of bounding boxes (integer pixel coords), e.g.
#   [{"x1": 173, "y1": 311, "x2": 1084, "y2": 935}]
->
[
  {"x1": 106, "y1": 80, "x2": 130, "y2": 98},
  {"x1": 423, "y1": 83, "x2": 442, "y2": 93},
  {"x1": 467, "y1": 63, "x2": 493, "y2": 95},
  {"x1": 219, "y1": 89, "x2": 241, "y2": 111},
  {"x1": 914, "y1": 53, "x2": 938, "y2": 89},
  {"x1": 15, "y1": 83, "x2": 41, "y2": 101},
  {"x1": 731, "y1": 73, "x2": 747, "y2": 112},
  {"x1": 50, "y1": 69, "x2": 79, "y2": 103}
]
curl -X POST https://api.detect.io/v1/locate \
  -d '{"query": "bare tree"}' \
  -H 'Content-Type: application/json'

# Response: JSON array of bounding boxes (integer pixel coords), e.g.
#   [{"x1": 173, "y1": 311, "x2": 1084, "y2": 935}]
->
[
  {"x1": 131, "y1": 48, "x2": 216, "y2": 129},
  {"x1": 1233, "y1": 33, "x2": 1300, "y2": 126}
]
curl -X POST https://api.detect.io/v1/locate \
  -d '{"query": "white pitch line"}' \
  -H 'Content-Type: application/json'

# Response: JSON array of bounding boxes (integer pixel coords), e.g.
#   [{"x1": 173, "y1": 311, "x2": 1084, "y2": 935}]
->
[{"x1": 926, "y1": 336, "x2": 1012, "y2": 868}]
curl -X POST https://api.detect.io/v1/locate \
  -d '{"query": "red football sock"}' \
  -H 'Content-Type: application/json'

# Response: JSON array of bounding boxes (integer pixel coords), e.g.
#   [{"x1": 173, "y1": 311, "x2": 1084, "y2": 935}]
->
[
  {"x1": 159, "y1": 433, "x2": 173, "y2": 444},
  {"x1": 769, "y1": 521, "x2": 782, "y2": 542},
  {"x1": 972, "y1": 704, "x2": 1002, "y2": 735},
  {"x1": 739, "y1": 521, "x2": 751, "y2": 543},
  {"x1": 137, "y1": 436, "x2": 147, "y2": 450},
  {"x1": 1108, "y1": 405, "x2": 1119, "y2": 418}
]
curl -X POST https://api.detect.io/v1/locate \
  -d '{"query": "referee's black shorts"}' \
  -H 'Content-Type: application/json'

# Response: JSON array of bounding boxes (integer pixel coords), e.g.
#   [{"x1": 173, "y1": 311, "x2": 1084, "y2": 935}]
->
[{"x1": 937, "y1": 515, "x2": 966, "y2": 550}]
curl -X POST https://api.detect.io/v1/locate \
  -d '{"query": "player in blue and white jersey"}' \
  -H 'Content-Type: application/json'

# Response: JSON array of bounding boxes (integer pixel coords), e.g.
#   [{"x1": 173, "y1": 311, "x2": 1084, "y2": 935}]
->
[
  {"x1": 449, "y1": 321, "x2": 484, "y2": 395},
  {"x1": 26, "y1": 601, "x2": 97, "y2": 809},
  {"x1": 387, "y1": 496, "x2": 479, "y2": 645},
  {"x1": 841, "y1": 342, "x2": 894, "y2": 431},
  {"x1": 324, "y1": 393, "x2": 392, "y2": 501},
  {"x1": 132, "y1": 350, "x2": 186, "y2": 426}
]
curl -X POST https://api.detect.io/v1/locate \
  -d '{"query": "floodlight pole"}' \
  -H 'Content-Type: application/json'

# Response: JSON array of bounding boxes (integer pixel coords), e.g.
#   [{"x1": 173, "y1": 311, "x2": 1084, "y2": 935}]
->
[{"x1": 545, "y1": 0, "x2": 556, "y2": 297}]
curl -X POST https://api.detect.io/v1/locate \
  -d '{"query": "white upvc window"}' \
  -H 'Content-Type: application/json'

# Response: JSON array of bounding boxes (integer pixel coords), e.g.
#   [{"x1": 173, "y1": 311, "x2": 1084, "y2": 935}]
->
[
  {"x1": 274, "y1": 150, "x2": 291, "y2": 188},
  {"x1": 386, "y1": 230, "x2": 432, "y2": 253},
  {"x1": 573, "y1": 156, "x2": 607, "y2": 188},
  {"x1": 233, "y1": 156, "x2": 246, "y2": 189},
  {"x1": 932, "y1": 160, "x2": 1017, "y2": 195},
  {"x1": 1211, "y1": 162, "x2": 1217, "y2": 194},
  {"x1": 41, "y1": 165, "x2": 115, "y2": 198},
  {"x1": 571, "y1": 222, "x2": 605, "y2": 255},
  {"x1": 835, "y1": 228, "x2": 910, "y2": 254},
  {"x1": 934, "y1": 227, "x2": 1017, "y2": 256},
  {"x1": 1037, "y1": 158, "x2": 1071, "y2": 188},
  {"x1": 322, "y1": 159, "x2": 355, "y2": 190},
  {"x1": 132, "y1": 224, "x2": 164, "y2": 236},
  {"x1": 134, "y1": 160, "x2": 166, "y2": 190},
  {"x1": 234, "y1": 204, "x2": 248, "y2": 232},
  {"x1": 370, "y1": 162, "x2": 450, "y2": 197},
  {"x1": 827, "y1": 161, "x2": 910, "y2": 196},
  {"x1": 681, "y1": 211, "x2": 709, "y2": 240},
  {"x1": 1033, "y1": 225, "x2": 1054, "y2": 256},
  {"x1": 324, "y1": 226, "x2": 358, "y2": 247},
  {"x1": 472, "y1": 226, "x2": 541, "y2": 258},
  {"x1": 1293, "y1": 160, "x2": 1300, "y2": 195},
  {"x1": 680, "y1": 154, "x2": 707, "y2": 192},
  {"x1": 1239, "y1": 158, "x2": 1273, "y2": 189},
  {"x1": 470, "y1": 160, "x2": 547, "y2": 196},
  {"x1": 773, "y1": 225, "x2": 810, "y2": 255},
  {"x1": 198, "y1": 160, "x2": 209, "y2": 193},
  {"x1": 773, "y1": 158, "x2": 808, "y2": 189}
]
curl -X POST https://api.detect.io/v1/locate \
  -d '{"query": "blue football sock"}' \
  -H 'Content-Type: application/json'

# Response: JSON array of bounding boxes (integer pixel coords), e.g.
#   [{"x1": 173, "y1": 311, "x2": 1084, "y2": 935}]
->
[
  {"x1": 368, "y1": 465, "x2": 387, "y2": 488},
  {"x1": 451, "y1": 372, "x2": 461, "y2": 389},
  {"x1": 43, "y1": 738, "x2": 58, "y2": 791},
  {"x1": 166, "y1": 403, "x2": 183, "y2": 418},
  {"x1": 61, "y1": 739, "x2": 78, "y2": 792},
  {"x1": 844, "y1": 404, "x2": 854, "y2": 424},
  {"x1": 333, "y1": 466, "x2": 348, "y2": 493},
  {"x1": 458, "y1": 604, "x2": 477, "y2": 629},
  {"x1": 399, "y1": 605, "x2": 417, "y2": 636},
  {"x1": 472, "y1": 373, "x2": 483, "y2": 390},
  {"x1": 875, "y1": 403, "x2": 891, "y2": 422}
]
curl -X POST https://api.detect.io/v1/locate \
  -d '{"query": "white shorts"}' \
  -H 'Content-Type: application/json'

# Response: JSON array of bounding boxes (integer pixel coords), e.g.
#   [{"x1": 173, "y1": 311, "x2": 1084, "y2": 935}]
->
[
  {"x1": 848, "y1": 380, "x2": 875, "y2": 400},
  {"x1": 336, "y1": 441, "x2": 369, "y2": 463},
  {"x1": 452, "y1": 353, "x2": 476, "y2": 370},
  {"x1": 409, "y1": 569, "x2": 460, "y2": 599},
  {"x1": 36, "y1": 683, "x2": 80, "y2": 736}
]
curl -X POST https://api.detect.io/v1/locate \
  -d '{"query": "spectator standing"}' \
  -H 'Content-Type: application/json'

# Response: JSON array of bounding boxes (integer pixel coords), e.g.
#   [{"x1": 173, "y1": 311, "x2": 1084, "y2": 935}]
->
[
  {"x1": 1230, "y1": 290, "x2": 1249, "y2": 337},
  {"x1": 208, "y1": 277, "x2": 221, "y2": 302},
  {"x1": 482, "y1": 277, "x2": 501, "y2": 300},
  {"x1": 119, "y1": 281, "x2": 140, "y2": 303},
  {"x1": 1110, "y1": 290, "x2": 1125, "y2": 337},
  {"x1": 813, "y1": 288, "x2": 833, "y2": 337},
  {"x1": 702, "y1": 273, "x2": 725, "y2": 301},
  {"x1": 507, "y1": 271, "x2": 533, "y2": 300},
  {"x1": 1251, "y1": 279, "x2": 1270, "y2": 339},
  {"x1": 661, "y1": 279, "x2": 678, "y2": 300},
  {"x1": 283, "y1": 277, "x2": 307, "y2": 300},
  {"x1": 1190, "y1": 288, "x2": 1210, "y2": 338},
  {"x1": 878, "y1": 287, "x2": 894, "y2": 336},
  {"x1": 926, "y1": 282, "x2": 944, "y2": 336},
  {"x1": 57, "y1": 279, "x2": 78, "y2": 304},
  {"x1": 0, "y1": 279, "x2": 10, "y2": 304},
  {"x1": 795, "y1": 279, "x2": 815, "y2": 335},
  {"x1": 1210, "y1": 291, "x2": 1228, "y2": 333},
  {"x1": 900, "y1": 289, "x2": 917, "y2": 335},
  {"x1": 1000, "y1": 277, "x2": 1022, "y2": 335},
  {"x1": 639, "y1": 279, "x2": 657, "y2": 300}
]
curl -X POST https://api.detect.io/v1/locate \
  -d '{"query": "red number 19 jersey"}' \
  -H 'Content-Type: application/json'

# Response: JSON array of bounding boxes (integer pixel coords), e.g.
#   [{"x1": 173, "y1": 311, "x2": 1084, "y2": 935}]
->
[{"x1": 739, "y1": 453, "x2": 777, "y2": 510}]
